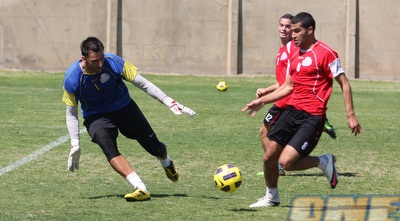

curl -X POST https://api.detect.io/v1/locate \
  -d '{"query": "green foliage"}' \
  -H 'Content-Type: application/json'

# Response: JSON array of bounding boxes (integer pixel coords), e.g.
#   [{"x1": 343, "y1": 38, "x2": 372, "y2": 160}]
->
[{"x1": 0, "y1": 71, "x2": 399, "y2": 220}]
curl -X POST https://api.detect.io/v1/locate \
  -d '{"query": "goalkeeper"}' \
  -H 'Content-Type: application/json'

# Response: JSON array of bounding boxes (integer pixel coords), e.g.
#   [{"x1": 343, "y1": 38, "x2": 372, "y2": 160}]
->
[{"x1": 62, "y1": 36, "x2": 196, "y2": 202}]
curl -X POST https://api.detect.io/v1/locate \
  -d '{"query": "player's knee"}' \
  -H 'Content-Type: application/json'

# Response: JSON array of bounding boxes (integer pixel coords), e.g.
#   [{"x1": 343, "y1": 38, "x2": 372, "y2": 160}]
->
[
  {"x1": 103, "y1": 147, "x2": 121, "y2": 161},
  {"x1": 263, "y1": 145, "x2": 282, "y2": 163},
  {"x1": 263, "y1": 152, "x2": 279, "y2": 164},
  {"x1": 279, "y1": 161, "x2": 289, "y2": 170},
  {"x1": 93, "y1": 128, "x2": 120, "y2": 161},
  {"x1": 279, "y1": 159, "x2": 296, "y2": 171}
]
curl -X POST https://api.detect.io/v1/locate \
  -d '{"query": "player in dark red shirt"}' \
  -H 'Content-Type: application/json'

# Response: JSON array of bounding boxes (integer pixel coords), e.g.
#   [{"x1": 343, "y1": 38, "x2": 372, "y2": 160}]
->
[{"x1": 243, "y1": 12, "x2": 362, "y2": 208}]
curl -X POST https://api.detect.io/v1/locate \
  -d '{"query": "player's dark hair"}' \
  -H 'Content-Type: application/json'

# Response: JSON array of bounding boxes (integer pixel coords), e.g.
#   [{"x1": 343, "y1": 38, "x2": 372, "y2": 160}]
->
[
  {"x1": 280, "y1": 13, "x2": 294, "y2": 20},
  {"x1": 292, "y1": 12, "x2": 316, "y2": 31},
  {"x1": 80, "y1": 36, "x2": 104, "y2": 57}
]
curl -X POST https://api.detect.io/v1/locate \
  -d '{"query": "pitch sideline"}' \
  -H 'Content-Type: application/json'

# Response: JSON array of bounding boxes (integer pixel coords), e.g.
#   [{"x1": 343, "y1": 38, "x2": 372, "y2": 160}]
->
[{"x1": 0, "y1": 129, "x2": 86, "y2": 176}]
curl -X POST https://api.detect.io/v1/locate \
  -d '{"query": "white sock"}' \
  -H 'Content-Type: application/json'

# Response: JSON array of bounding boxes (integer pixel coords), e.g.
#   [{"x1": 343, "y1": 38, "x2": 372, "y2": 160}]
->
[
  {"x1": 126, "y1": 172, "x2": 148, "y2": 192},
  {"x1": 266, "y1": 187, "x2": 279, "y2": 200},
  {"x1": 158, "y1": 155, "x2": 171, "y2": 168},
  {"x1": 318, "y1": 155, "x2": 328, "y2": 169}
]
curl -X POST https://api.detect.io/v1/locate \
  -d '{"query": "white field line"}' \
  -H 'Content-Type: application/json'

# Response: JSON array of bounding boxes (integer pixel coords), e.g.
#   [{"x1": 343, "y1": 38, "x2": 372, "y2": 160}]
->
[{"x1": 0, "y1": 129, "x2": 86, "y2": 176}]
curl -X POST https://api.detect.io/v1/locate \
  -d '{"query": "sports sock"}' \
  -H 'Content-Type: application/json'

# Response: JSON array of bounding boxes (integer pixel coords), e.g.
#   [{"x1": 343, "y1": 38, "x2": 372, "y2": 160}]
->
[
  {"x1": 318, "y1": 155, "x2": 328, "y2": 169},
  {"x1": 324, "y1": 119, "x2": 333, "y2": 129},
  {"x1": 159, "y1": 155, "x2": 171, "y2": 168},
  {"x1": 126, "y1": 172, "x2": 148, "y2": 192},
  {"x1": 266, "y1": 187, "x2": 279, "y2": 200}
]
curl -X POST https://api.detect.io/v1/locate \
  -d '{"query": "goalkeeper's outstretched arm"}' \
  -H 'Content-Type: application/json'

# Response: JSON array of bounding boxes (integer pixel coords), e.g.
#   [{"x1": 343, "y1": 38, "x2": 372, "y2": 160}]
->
[{"x1": 131, "y1": 73, "x2": 196, "y2": 117}]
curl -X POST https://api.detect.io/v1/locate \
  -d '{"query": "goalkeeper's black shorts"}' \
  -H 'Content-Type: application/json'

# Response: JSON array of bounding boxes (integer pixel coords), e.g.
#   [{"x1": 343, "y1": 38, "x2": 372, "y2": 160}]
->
[{"x1": 83, "y1": 100, "x2": 167, "y2": 160}]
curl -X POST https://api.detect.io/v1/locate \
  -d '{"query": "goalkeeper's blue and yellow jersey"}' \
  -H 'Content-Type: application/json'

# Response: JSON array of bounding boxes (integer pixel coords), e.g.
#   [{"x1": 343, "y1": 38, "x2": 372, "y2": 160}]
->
[{"x1": 62, "y1": 53, "x2": 138, "y2": 119}]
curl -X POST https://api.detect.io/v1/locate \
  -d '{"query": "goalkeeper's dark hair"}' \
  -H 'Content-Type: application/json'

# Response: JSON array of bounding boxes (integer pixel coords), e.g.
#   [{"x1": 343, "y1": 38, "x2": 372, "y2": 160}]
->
[
  {"x1": 80, "y1": 36, "x2": 104, "y2": 57},
  {"x1": 292, "y1": 12, "x2": 316, "y2": 31}
]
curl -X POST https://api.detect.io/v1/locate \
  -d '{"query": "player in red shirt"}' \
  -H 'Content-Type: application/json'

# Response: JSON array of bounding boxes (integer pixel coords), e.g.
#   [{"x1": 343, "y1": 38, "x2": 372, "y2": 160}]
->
[
  {"x1": 257, "y1": 14, "x2": 337, "y2": 179},
  {"x1": 256, "y1": 14, "x2": 296, "y2": 179},
  {"x1": 243, "y1": 12, "x2": 362, "y2": 208}
]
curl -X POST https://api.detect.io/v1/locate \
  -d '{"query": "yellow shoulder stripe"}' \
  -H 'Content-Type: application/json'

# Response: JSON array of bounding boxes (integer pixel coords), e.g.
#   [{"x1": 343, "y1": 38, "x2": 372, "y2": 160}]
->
[
  {"x1": 123, "y1": 61, "x2": 138, "y2": 82},
  {"x1": 62, "y1": 89, "x2": 77, "y2": 106}
]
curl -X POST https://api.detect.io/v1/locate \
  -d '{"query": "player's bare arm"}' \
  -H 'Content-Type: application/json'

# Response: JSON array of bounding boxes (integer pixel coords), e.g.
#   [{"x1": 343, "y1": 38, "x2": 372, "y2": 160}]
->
[
  {"x1": 243, "y1": 77, "x2": 293, "y2": 117},
  {"x1": 256, "y1": 83, "x2": 279, "y2": 98},
  {"x1": 335, "y1": 73, "x2": 362, "y2": 136}
]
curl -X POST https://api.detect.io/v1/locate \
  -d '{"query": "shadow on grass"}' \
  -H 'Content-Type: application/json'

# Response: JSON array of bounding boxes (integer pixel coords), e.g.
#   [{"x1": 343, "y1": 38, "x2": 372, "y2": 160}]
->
[
  {"x1": 200, "y1": 196, "x2": 220, "y2": 200},
  {"x1": 282, "y1": 172, "x2": 357, "y2": 177},
  {"x1": 338, "y1": 172, "x2": 358, "y2": 177},
  {"x1": 88, "y1": 193, "x2": 188, "y2": 200},
  {"x1": 88, "y1": 194, "x2": 124, "y2": 199},
  {"x1": 151, "y1": 193, "x2": 188, "y2": 198},
  {"x1": 229, "y1": 208, "x2": 257, "y2": 212}
]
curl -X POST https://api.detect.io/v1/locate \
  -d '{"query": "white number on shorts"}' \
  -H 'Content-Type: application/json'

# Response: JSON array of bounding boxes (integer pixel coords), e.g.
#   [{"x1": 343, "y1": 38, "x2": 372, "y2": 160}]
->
[{"x1": 265, "y1": 113, "x2": 273, "y2": 122}]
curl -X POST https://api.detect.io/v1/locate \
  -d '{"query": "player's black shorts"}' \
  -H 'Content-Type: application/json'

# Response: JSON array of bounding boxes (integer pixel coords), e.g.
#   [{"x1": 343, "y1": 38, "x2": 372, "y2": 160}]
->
[
  {"x1": 83, "y1": 100, "x2": 166, "y2": 160},
  {"x1": 268, "y1": 106, "x2": 325, "y2": 157},
  {"x1": 263, "y1": 104, "x2": 285, "y2": 128}
]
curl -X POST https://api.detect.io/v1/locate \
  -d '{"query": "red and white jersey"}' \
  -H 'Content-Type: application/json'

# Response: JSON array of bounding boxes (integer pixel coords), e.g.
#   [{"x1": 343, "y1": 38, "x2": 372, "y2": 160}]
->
[
  {"x1": 288, "y1": 41, "x2": 344, "y2": 115},
  {"x1": 274, "y1": 40, "x2": 296, "y2": 108}
]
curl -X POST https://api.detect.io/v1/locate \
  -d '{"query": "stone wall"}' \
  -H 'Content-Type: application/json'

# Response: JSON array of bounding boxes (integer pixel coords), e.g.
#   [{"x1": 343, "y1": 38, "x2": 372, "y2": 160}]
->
[{"x1": 0, "y1": 0, "x2": 398, "y2": 81}]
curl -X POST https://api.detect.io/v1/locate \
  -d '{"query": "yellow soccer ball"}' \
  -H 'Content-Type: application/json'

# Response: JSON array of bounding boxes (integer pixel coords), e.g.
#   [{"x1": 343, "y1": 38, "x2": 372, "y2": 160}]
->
[
  {"x1": 214, "y1": 164, "x2": 242, "y2": 193},
  {"x1": 216, "y1": 81, "x2": 228, "y2": 91}
]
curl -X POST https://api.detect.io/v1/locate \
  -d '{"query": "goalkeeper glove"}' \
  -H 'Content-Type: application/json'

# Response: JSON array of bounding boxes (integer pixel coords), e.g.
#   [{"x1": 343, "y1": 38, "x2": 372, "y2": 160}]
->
[
  {"x1": 68, "y1": 139, "x2": 81, "y2": 172},
  {"x1": 163, "y1": 97, "x2": 196, "y2": 116}
]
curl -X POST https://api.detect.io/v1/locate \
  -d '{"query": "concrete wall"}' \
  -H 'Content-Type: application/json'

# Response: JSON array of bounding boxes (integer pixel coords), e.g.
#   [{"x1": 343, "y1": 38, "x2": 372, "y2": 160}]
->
[
  {"x1": 0, "y1": 1, "x2": 117, "y2": 70},
  {"x1": 0, "y1": 0, "x2": 399, "y2": 81},
  {"x1": 121, "y1": 0, "x2": 236, "y2": 75},
  {"x1": 358, "y1": 0, "x2": 400, "y2": 81}
]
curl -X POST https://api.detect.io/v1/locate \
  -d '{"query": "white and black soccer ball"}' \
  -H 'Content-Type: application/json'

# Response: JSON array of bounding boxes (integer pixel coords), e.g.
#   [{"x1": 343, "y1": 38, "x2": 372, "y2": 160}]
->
[
  {"x1": 214, "y1": 164, "x2": 242, "y2": 193},
  {"x1": 216, "y1": 81, "x2": 228, "y2": 91}
]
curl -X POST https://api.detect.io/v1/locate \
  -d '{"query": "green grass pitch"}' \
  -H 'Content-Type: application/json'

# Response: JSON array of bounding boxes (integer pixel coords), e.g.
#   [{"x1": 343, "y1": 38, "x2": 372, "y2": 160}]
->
[{"x1": 0, "y1": 71, "x2": 399, "y2": 220}]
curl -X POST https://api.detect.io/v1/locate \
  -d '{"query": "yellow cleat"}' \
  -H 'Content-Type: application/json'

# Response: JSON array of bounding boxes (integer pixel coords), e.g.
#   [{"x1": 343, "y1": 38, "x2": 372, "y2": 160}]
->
[
  {"x1": 124, "y1": 188, "x2": 150, "y2": 202},
  {"x1": 163, "y1": 161, "x2": 179, "y2": 182}
]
